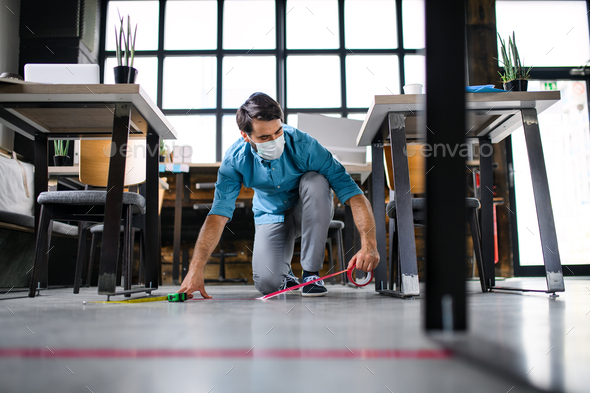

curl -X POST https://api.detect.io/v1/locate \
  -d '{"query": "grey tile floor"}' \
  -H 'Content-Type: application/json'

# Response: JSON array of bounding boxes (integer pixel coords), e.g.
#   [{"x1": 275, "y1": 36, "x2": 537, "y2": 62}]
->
[{"x1": 0, "y1": 277, "x2": 588, "y2": 393}]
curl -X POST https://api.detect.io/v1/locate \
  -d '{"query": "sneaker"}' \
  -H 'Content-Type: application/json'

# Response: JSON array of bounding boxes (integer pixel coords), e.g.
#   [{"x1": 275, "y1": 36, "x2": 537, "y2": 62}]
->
[
  {"x1": 280, "y1": 268, "x2": 300, "y2": 293},
  {"x1": 301, "y1": 274, "x2": 328, "y2": 297}
]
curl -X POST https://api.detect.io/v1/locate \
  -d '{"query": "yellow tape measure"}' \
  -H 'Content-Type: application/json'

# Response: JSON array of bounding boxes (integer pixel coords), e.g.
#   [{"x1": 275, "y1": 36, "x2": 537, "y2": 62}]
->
[{"x1": 90, "y1": 293, "x2": 187, "y2": 304}]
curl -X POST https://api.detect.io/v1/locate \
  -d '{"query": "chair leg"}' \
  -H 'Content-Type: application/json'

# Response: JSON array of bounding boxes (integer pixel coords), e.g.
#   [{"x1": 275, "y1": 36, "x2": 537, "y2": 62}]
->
[
  {"x1": 336, "y1": 228, "x2": 346, "y2": 284},
  {"x1": 326, "y1": 236, "x2": 335, "y2": 284},
  {"x1": 122, "y1": 206, "x2": 134, "y2": 296},
  {"x1": 29, "y1": 205, "x2": 53, "y2": 297},
  {"x1": 469, "y1": 208, "x2": 487, "y2": 292},
  {"x1": 87, "y1": 232, "x2": 100, "y2": 287},
  {"x1": 73, "y1": 223, "x2": 90, "y2": 294},
  {"x1": 138, "y1": 229, "x2": 146, "y2": 286}
]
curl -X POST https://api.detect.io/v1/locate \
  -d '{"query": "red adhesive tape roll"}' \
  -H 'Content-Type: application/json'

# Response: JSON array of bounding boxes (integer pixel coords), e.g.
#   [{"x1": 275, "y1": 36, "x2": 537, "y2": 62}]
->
[{"x1": 347, "y1": 267, "x2": 373, "y2": 287}]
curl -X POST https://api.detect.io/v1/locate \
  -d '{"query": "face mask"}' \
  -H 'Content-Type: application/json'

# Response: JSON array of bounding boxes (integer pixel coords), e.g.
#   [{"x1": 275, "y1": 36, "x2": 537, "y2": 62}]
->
[{"x1": 251, "y1": 134, "x2": 285, "y2": 161}]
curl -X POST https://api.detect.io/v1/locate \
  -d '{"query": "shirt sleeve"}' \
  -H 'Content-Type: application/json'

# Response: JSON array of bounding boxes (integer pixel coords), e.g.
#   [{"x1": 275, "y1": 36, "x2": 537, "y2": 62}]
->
[
  {"x1": 209, "y1": 159, "x2": 243, "y2": 222},
  {"x1": 300, "y1": 134, "x2": 363, "y2": 204}
]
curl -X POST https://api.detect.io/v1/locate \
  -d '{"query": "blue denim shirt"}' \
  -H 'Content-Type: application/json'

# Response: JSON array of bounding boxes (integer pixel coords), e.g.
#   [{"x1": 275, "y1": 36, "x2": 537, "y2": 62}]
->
[{"x1": 209, "y1": 125, "x2": 363, "y2": 225}]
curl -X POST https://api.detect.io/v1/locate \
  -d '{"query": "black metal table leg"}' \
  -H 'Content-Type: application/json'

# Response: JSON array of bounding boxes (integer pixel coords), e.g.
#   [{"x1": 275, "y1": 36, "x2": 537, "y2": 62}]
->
[
  {"x1": 28, "y1": 134, "x2": 48, "y2": 297},
  {"x1": 388, "y1": 113, "x2": 419, "y2": 296},
  {"x1": 370, "y1": 139, "x2": 388, "y2": 291},
  {"x1": 144, "y1": 128, "x2": 161, "y2": 290},
  {"x1": 520, "y1": 108, "x2": 564, "y2": 292},
  {"x1": 479, "y1": 137, "x2": 495, "y2": 290},
  {"x1": 98, "y1": 103, "x2": 131, "y2": 295}
]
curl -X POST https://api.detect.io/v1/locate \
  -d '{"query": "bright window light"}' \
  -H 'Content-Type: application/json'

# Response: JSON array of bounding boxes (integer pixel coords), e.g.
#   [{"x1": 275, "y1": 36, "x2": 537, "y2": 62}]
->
[
  {"x1": 223, "y1": 0, "x2": 275, "y2": 49},
  {"x1": 287, "y1": 55, "x2": 341, "y2": 108},
  {"x1": 345, "y1": 0, "x2": 397, "y2": 49},
  {"x1": 163, "y1": 56, "x2": 217, "y2": 109},
  {"x1": 222, "y1": 56, "x2": 276, "y2": 108},
  {"x1": 496, "y1": 1, "x2": 590, "y2": 67},
  {"x1": 286, "y1": 0, "x2": 339, "y2": 49},
  {"x1": 346, "y1": 55, "x2": 399, "y2": 108},
  {"x1": 165, "y1": 1, "x2": 217, "y2": 50},
  {"x1": 167, "y1": 115, "x2": 217, "y2": 163},
  {"x1": 106, "y1": 1, "x2": 159, "y2": 51},
  {"x1": 402, "y1": 0, "x2": 425, "y2": 49}
]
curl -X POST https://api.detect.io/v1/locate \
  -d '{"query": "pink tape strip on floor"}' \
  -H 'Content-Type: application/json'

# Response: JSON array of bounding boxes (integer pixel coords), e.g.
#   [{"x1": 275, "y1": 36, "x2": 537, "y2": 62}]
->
[{"x1": 0, "y1": 348, "x2": 452, "y2": 359}]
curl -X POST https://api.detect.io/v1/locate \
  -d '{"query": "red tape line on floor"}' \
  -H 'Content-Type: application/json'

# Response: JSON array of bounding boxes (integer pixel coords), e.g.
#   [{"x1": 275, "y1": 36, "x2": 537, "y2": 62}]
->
[
  {"x1": 259, "y1": 265, "x2": 373, "y2": 300},
  {"x1": 0, "y1": 348, "x2": 452, "y2": 359}
]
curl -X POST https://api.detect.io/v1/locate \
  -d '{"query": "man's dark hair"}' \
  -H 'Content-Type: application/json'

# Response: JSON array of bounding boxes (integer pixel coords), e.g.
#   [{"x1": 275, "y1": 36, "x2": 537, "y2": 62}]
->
[{"x1": 236, "y1": 92, "x2": 284, "y2": 135}]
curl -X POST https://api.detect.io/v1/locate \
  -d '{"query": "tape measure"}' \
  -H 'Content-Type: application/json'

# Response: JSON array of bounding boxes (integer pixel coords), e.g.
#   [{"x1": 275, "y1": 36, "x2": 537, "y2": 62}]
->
[{"x1": 91, "y1": 293, "x2": 188, "y2": 304}]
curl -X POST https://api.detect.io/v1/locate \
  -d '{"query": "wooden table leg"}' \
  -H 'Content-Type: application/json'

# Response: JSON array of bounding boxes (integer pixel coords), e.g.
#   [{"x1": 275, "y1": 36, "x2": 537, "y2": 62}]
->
[
  {"x1": 98, "y1": 103, "x2": 131, "y2": 295},
  {"x1": 144, "y1": 128, "x2": 160, "y2": 289}
]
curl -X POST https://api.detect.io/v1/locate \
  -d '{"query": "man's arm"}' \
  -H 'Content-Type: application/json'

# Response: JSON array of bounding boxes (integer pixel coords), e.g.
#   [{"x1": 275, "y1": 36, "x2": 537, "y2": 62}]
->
[
  {"x1": 178, "y1": 214, "x2": 229, "y2": 299},
  {"x1": 346, "y1": 194, "x2": 380, "y2": 272}
]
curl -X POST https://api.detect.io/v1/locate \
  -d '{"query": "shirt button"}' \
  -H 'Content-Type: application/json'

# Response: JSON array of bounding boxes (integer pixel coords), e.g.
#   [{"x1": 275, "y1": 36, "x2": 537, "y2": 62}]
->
[
  {"x1": 284, "y1": 201, "x2": 287, "y2": 203},
  {"x1": 272, "y1": 167, "x2": 275, "y2": 170},
  {"x1": 277, "y1": 186, "x2": 281, "y2": 188}
]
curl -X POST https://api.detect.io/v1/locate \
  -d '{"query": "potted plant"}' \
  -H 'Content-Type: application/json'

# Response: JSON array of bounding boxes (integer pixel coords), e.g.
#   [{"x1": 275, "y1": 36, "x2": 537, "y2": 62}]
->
[
  {"x1": 497, "y1": 32, "x2": 532, "y2": 92},
  {"x1": 114, "y1": 12, "x2": 138, "y2": 84},
  {"x1": 53, "y1": 140, "x2": 70, "y2": 166},
  {"x1": 159, "y1": 139, "x2": 169, "y2": 162}
]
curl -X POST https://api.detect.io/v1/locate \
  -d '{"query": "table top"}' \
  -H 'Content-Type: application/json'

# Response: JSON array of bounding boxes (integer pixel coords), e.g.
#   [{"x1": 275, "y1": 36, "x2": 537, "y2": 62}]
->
[
  {"x1": 356, "y1": 91, "x2": 561, "y2": 146},
  {"x1": 0, "y1": 84, "x2": 176, "y2": 140}
]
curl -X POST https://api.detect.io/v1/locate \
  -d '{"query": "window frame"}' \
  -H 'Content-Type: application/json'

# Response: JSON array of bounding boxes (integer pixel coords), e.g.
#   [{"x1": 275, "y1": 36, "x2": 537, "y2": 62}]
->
[{"x1": 99, "y1": 0, "x2": 423, "y2": 162}]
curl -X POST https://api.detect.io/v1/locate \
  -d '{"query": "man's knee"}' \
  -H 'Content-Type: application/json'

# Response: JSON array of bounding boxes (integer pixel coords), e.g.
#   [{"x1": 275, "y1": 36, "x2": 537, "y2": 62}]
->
[
  {"x1": 300, "y1": 171, "x2": 329, "y2": 193},
  {"x1": 253, "y1": 273, "x2": 284, "y2": 295}
]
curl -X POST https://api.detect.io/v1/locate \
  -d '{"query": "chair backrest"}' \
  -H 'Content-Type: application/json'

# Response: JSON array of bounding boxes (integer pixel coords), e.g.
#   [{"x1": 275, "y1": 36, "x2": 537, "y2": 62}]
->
[
  {"x1": 384, "y1": 142, "x2": 426, "y2": 195},
  {"x1": 79, "y1": 138, "x2": 146, "y2": 187}
]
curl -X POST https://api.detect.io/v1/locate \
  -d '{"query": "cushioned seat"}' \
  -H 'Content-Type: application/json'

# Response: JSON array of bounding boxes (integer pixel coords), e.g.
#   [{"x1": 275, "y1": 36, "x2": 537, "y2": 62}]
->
[
  {"x1": 89, "y1": 224, "x2": 125, "y2": 234},
  {"x1": 38, "y1": 191, "x2": 146, "y2": 215},
  {"x1": 0, "y1": 209, "x2": 78, "y2": 236}
]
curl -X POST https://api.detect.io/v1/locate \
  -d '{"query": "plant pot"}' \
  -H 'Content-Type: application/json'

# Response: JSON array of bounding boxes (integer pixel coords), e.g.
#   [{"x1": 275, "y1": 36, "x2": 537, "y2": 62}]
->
[
  {"x1": 114, "y1": 66, "x2": 138, "y2": 84},
  {"x1": 53, "y1": 155, "x2": 70, "y2": 166},
  {"x1": 503, "y1": 79, "x2": 528, "y2": 92},
  {"x1": 159, "y1": 155, "x2": 166, "y2": 162}
]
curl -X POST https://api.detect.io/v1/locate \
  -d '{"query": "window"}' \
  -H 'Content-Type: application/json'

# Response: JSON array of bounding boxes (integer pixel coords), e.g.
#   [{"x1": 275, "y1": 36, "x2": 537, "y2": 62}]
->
[
  {"x1": 496, "y1": 1, "x2": 590, "y2": 67},
  {"x1": 511, "y1": 81, "x2": 590, "y2": 266},
  {"x1": 100, "y1": 0, "x2": 425, "y2": 162}
]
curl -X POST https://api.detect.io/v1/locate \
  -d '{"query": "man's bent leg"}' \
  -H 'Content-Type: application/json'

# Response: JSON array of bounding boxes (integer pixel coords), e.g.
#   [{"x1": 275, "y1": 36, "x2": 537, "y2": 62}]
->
[
  {"x1": 295, "y1": 172, "x2": 334, "y2": 273},
  {"x1": 252, "y1": 217, "x2": 297, "y2": 295}
]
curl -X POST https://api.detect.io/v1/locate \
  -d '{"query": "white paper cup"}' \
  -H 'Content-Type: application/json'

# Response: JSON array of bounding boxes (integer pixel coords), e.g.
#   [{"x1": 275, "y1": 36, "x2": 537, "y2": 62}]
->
[{"x1": 403, "y1": 84, "x2": 423, "y2": 94}]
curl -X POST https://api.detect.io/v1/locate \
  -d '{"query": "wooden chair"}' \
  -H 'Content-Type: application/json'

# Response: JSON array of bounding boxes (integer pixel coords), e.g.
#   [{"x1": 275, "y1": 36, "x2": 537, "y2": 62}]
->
[
  {"x1": 383, "y1": 142, "x2": 486, "y2": 292},
  {"x1": 29, "y1": 138, "x2": 147, "y2": 297}
]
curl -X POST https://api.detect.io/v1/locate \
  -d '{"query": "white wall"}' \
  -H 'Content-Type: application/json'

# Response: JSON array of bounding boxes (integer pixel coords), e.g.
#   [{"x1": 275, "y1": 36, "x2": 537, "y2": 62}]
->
[{"x1": 0, "y1": 0, "x2": 21, "y2": 151}]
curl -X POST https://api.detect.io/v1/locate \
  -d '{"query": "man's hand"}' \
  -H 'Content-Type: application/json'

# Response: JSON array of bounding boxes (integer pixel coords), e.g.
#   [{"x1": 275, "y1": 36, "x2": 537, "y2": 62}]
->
[
  {"x1": 347, "y1": 243, "x2": 380, "y2": 272},
  {"x1": 178, "y1": 267, "x2": 211, "y2": 299},
  {"x1": 346, "y1": 194, "x2": 380, "y2": 272}
]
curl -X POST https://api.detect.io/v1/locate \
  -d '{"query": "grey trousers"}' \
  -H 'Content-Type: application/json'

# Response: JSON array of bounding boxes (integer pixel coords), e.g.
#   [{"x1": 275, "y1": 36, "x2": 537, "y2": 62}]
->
[{"x1": 252, "y1": 172, "x2": 334, "y2": 295}]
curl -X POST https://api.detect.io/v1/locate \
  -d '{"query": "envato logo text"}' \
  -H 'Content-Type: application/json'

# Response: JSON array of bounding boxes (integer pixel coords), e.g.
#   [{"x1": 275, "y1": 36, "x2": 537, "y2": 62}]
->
[{"x1": 403, "y1": 142, "x2": 493, "y2": 158}]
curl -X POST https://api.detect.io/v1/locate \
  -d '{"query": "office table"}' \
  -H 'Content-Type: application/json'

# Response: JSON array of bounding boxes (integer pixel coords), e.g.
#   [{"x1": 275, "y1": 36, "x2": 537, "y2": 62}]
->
[
  {"x1": 357, "y1": 92, "x2": 563, "y2": 296},
  {"x1": 0, "y1": 83, "x2": 176, "y2": 296}
]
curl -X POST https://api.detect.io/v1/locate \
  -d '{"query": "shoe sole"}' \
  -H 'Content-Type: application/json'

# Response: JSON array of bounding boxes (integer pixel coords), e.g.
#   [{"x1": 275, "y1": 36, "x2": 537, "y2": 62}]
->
[{"x1": 301, "y1": 291, "x2": 328, "y2": 297}]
